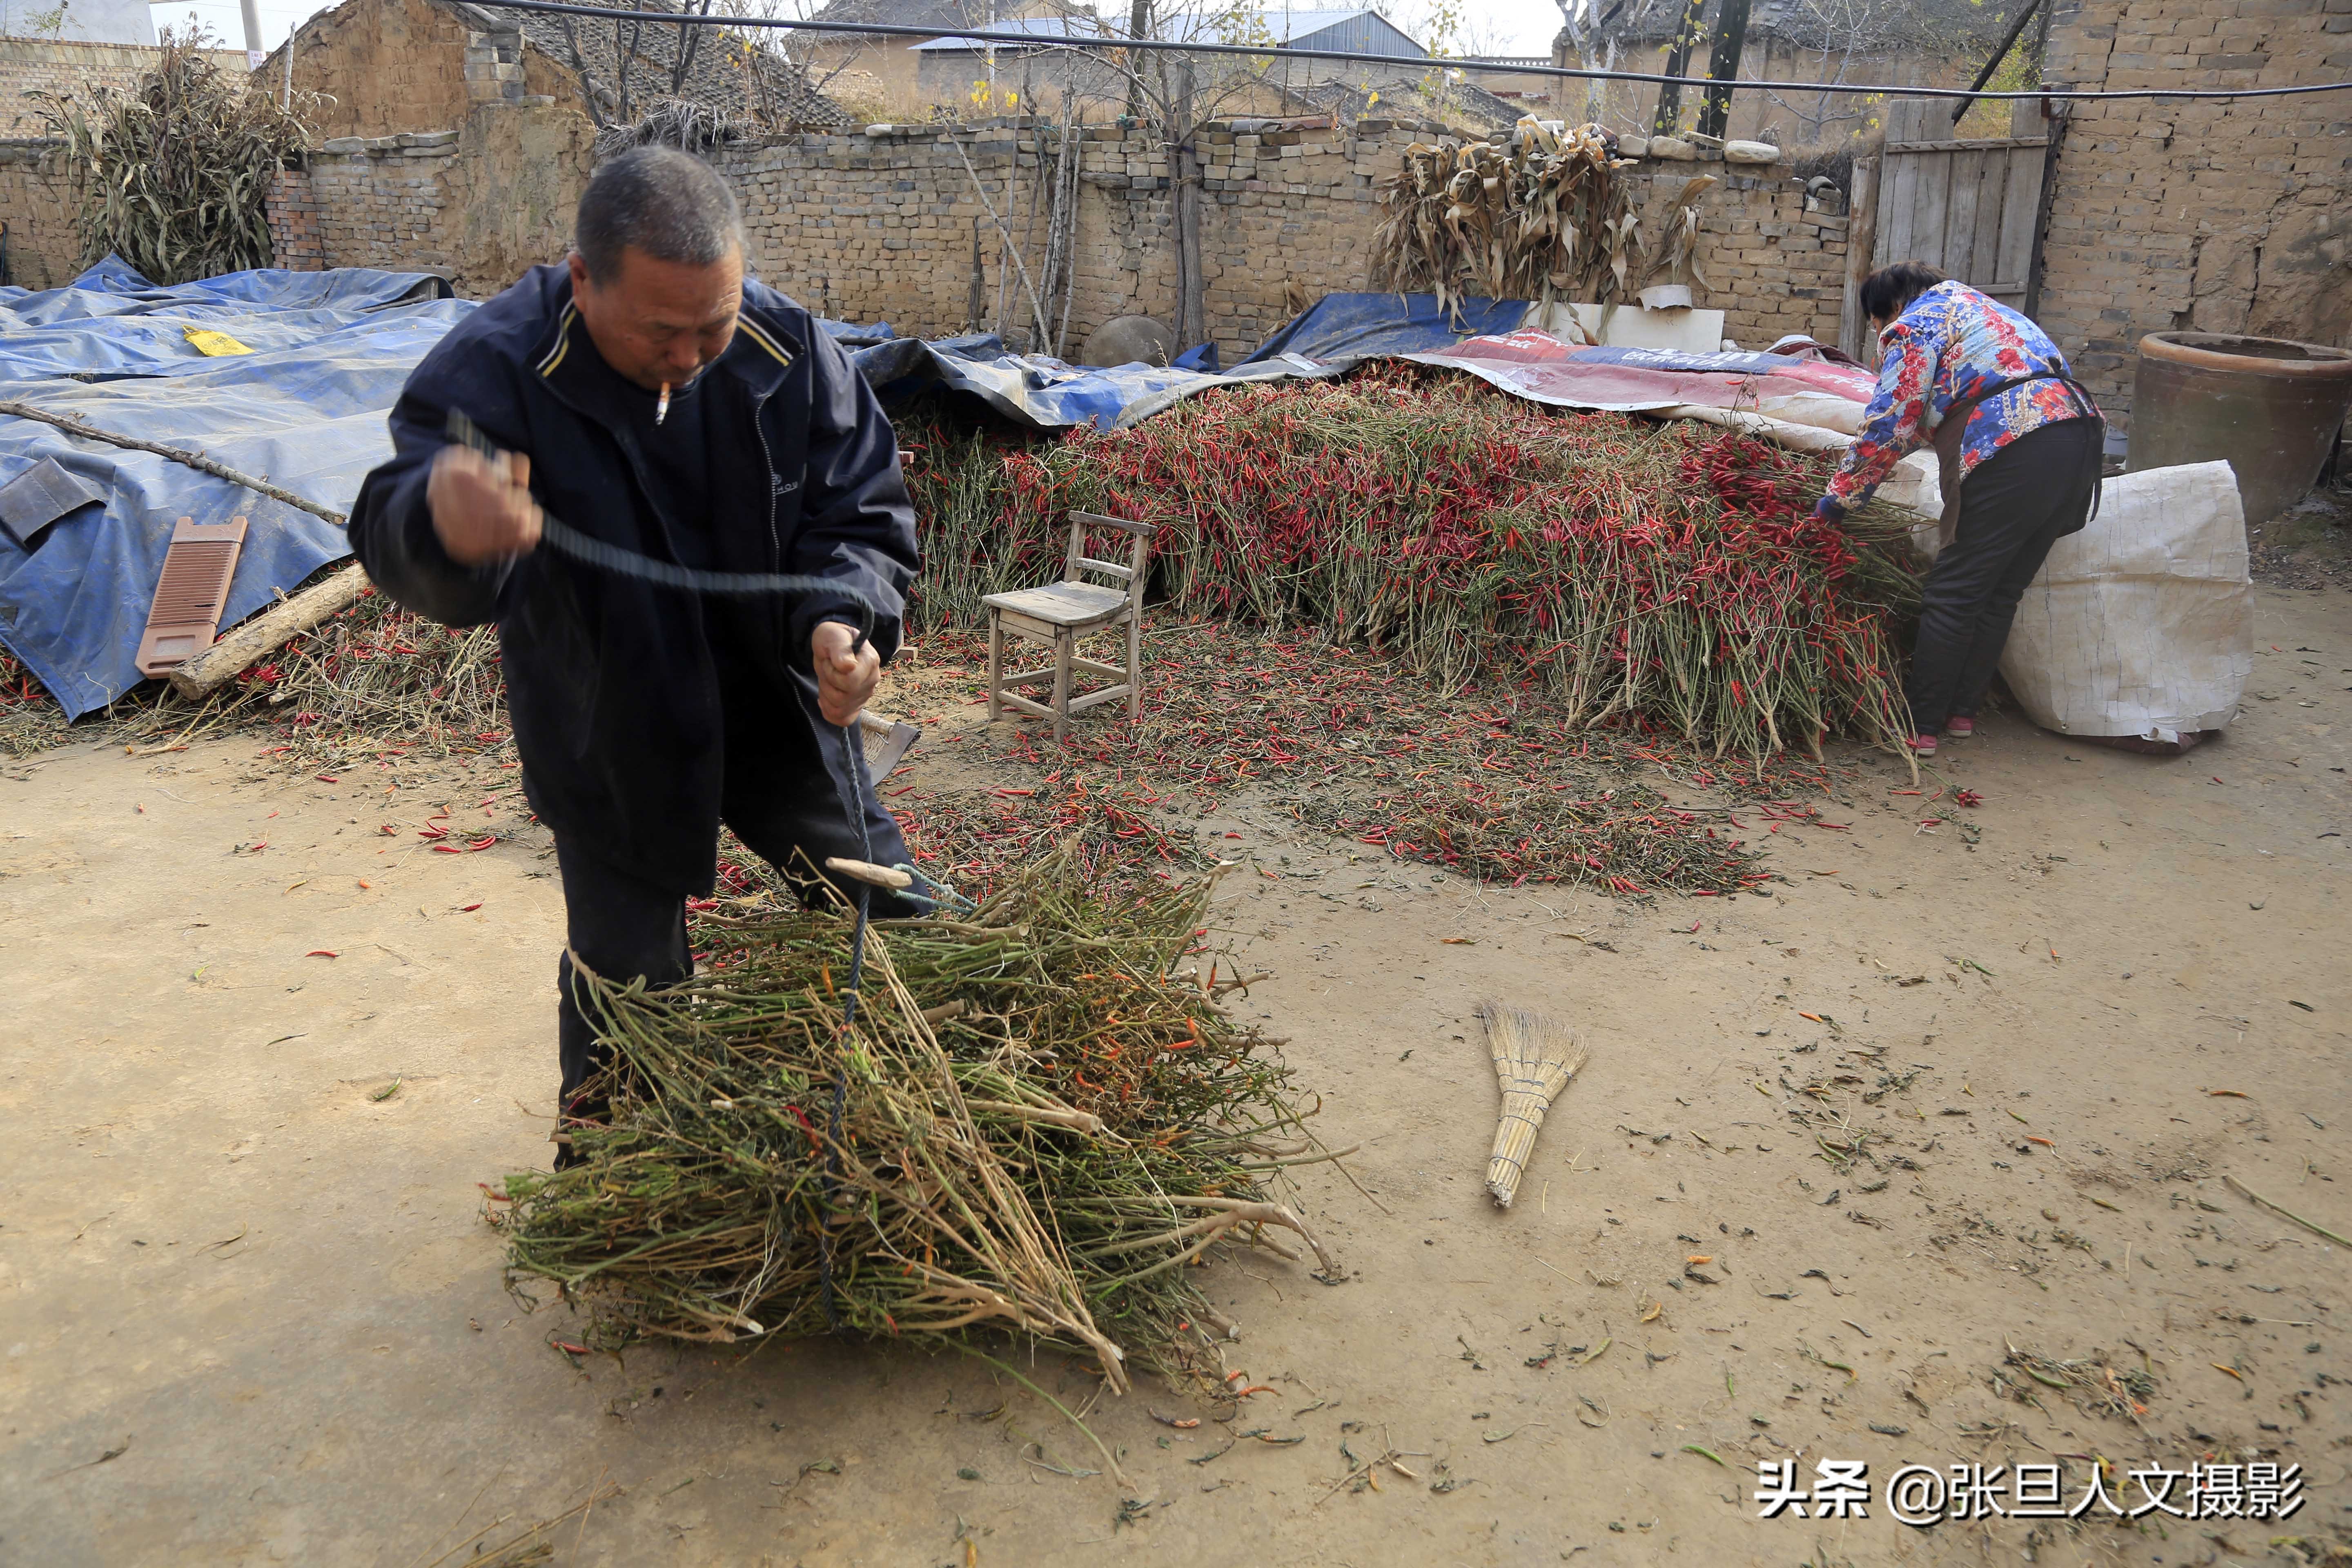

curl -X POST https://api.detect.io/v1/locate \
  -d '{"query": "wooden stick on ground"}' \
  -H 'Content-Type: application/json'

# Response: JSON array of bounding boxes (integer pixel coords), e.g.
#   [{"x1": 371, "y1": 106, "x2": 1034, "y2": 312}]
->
[
  {"x1": 2224, "y1": 1174, "x2": 2352, "y2": 1250},
  {"x1": 0, "y1": 397, "x2": 346, "y2": 525},
  {"x1": 168, "y1": 562, "x2": 372, "y2": 699}
]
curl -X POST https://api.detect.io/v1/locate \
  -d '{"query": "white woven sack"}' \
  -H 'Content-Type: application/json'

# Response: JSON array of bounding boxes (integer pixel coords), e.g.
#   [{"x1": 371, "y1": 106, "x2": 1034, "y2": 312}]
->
[{"x1": 1998, "y1": 459, "x2": 2253, "y2": 745}]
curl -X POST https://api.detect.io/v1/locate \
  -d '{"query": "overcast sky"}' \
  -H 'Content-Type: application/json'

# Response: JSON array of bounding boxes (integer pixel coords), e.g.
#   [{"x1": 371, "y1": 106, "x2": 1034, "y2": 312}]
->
[{"x1": 152, "y1": 0, "x2": 1566, "y2": 64}]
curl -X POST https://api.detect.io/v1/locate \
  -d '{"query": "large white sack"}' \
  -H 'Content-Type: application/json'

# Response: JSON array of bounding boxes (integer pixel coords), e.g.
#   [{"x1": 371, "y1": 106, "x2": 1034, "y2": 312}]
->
[{"x1": 1998, "y1": 459, "x2": 2253, "y2": 746}]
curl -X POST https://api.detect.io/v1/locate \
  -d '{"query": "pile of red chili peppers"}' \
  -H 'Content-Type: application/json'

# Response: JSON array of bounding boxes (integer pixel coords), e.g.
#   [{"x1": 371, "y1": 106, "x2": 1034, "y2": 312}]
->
[
  {"x1": 902, "y1": 366, "x2": 1922, "y2": 764},
  {"x1": 879, "y1": 623, "x2": 1860, "y2": 900}
]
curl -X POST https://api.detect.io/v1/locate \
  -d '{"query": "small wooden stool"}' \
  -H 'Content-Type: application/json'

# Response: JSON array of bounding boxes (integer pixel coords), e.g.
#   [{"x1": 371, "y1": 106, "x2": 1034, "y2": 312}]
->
[{"x1": 982, "y1": 510, "x2": 1154, "y2": 741}]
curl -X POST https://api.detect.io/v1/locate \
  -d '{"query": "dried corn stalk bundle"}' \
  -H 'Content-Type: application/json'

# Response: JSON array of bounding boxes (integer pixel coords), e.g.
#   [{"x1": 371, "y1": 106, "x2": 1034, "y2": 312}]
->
[
  {"x1": 30, "y1": 29, "x2": 315, "y2": 283},
  {"x1": 1477, "y1": 998, "x2": 1588, "y2": 1208},
  {"x1": 1373, "y1": 117, "x2": 1648, "y2": 320}
]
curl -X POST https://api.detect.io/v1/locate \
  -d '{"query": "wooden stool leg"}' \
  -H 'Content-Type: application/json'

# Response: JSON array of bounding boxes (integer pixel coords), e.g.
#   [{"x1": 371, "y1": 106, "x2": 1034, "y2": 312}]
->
[
  {"x1": 1051, "y1": 626, "x2": 1072, "y2": 744},
  {"x1": 986, "y1": 610, "x2": 1004, "y2": 723},
  {"x1": 1126, "y1": 610, "x2": 1142, "y2": 719}
]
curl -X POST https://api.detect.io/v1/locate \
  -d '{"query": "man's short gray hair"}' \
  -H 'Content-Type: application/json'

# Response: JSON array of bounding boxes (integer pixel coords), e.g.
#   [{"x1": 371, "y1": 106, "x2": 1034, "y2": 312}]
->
[{"x1": 575, "y1": 145, "x2": 744, "y2": 283}]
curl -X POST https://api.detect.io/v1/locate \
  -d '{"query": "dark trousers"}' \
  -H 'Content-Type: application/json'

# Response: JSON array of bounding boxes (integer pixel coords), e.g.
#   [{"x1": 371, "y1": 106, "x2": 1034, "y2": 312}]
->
[
  {"x1": 1907, "y1": 418, "x2": 2103, "y2": 733},
  {"x1": 552, "y1": 746, "x2": 913, "y2": 1129}
]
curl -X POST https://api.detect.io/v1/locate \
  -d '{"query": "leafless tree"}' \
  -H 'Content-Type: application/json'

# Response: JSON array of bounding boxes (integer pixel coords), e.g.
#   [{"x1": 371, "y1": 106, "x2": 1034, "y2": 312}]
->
[
  {"x1": 1018, "y1": 3, "x2": 1278, "y2": 349},
  {"x1": 1550, "y1": 0, "x2": 1629, "y2": 123},
  {"x1": 670, "y1": 0, "x2": 718, "y2": 94}
]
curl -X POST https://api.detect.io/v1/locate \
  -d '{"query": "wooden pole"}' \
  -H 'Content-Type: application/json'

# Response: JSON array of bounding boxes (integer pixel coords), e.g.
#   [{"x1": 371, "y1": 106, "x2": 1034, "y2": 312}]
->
[
  {"x1": 1840, "y1": 130, "x2": 1885, "y2": 363},
  {"x1": 168, "y1": 562, "x2": 372, "y2": 699},
  {"x1": 2021, "y1": 105, "x2": 2067, "y2": 323},
  {"x1": 0, "y1": 398, "x2": 343, "y2": 524}
]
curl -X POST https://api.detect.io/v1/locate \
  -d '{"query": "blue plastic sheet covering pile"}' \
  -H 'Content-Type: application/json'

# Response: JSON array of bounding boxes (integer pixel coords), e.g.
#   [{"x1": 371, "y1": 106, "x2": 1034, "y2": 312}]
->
[
  {"x1": 855, "y1": 292, "x2": 1530, "y2": 432},
  {"x1": 0, "y1": 259, "x2": 469, "y2": 719},
  {"x1": 0, "y1": 267, "x2": 1517, "y2": 722}
]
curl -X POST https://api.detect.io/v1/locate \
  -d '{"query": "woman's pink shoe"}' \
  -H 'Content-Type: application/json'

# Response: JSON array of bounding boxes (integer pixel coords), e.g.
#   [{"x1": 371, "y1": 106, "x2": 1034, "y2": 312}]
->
[
  {"x1": 1906, "y1": 733, "x2": 1938, "y2": 756},
  {"x1": 1944, "y1": 716, "x2": 1976, "y2": 737}
]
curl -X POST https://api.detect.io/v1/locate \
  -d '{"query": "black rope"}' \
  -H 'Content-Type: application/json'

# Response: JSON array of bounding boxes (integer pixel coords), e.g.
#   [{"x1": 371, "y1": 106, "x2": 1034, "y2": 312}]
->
[
  {"x1": 476, "y1": 0, "x2": 2352, "y2": 104},
  {"x1": 817, "y1": 724, "x2": 877, "y2": 1335},
  {"x1": 445, "y1": 410, "x2": 882, "y2": 622},
  {"x1": 537, "y1": 514, "x2": 884, "y2": 606}
]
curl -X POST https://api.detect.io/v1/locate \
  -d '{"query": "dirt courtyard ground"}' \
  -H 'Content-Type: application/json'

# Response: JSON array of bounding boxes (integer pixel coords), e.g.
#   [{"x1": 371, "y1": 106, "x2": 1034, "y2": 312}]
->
[{"x1": 2, "y1": 586, "x2": 2348, "y2": 1568}]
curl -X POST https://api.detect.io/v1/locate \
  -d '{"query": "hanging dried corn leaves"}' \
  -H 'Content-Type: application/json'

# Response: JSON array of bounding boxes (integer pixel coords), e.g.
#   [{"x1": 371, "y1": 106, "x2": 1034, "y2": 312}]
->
[
  {"x1": 1643, "y1": 174, "x2": 1720, "y2": 294},
  {"x1": 1373, "y1": 118, "x2": 1720, "y2": 325}
]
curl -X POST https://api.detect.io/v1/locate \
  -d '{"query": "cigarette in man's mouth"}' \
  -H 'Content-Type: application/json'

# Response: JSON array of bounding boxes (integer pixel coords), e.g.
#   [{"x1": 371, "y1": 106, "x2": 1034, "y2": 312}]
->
[{"x1": 655, "y1": 382, "x2": 671, "y2": 425}]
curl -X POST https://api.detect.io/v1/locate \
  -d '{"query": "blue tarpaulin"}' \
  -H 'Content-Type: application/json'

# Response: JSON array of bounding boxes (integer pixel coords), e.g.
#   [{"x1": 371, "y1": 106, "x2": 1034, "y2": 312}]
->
[
  {"x1": 849, "y1": 294, "x2": 1523, "y2": 432},
  {"x1": 0, "y1": 260, "x2": 472, "y2": 719},
  {"x1": 1233, "y1": 292, "x2": 1529, "y2": 370},
  {"x1": 0, "y1": 271, "x2": 1522, "y2": 720},
  {"x1": 856, "y1": 331, "x2": 1241, "y2": 431}
]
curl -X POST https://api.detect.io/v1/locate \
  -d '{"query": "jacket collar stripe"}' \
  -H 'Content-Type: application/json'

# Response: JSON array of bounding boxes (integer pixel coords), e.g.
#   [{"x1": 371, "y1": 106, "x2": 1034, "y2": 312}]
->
[
  {"x1": 537, "y1": 304, "x2": 578, "y2": 378},
  {"x1": 736, "y1": 318, "x2": 795, "y2": 369}
]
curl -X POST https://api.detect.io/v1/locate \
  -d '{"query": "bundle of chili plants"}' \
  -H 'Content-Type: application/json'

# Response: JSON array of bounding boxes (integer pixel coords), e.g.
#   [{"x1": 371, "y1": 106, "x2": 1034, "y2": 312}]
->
[
  {"x1": 906, "y1": 369, "x2": 1922, "y2": 761},
  {"x1": 491, "y1": 851, "x2": 1334, "y2": 1385},
  {"x1": 0, "y1": 646, "x2": 71, "y2": 758},
  {"x1": 0, "y1": 585, "x2": 512, "y2": 763},
  {"x1": 218, "y1": 586, "x2": 509, "y2": 762}
]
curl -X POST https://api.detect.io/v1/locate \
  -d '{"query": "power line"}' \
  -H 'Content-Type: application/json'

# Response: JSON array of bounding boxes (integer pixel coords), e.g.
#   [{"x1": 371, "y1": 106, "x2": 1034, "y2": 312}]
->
[{"x1": 477, "y1": 0, "x2": 2352, "y2": 104}]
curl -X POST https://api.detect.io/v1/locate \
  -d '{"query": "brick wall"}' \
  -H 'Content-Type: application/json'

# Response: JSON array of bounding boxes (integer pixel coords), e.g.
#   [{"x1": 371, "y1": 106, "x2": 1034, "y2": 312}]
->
[
  {"x1": 0, "y1": 136, "x2": 76, "y2": 288},
  {"x1": 0, "y1": 35, "x2": 249, "y2": 136},
  {"x1": 719, "y1": 120, "x2": 1847, "y2": 363},
  {"x1": 247, "y1": 107, "x2": 1848, "y2": 354},
  {"x1": 267, "y1": 166, "x2": 326, "y2": 270},
  {"x1": 2036, "y1": 0, "x2": 2352, "y2": 428}
]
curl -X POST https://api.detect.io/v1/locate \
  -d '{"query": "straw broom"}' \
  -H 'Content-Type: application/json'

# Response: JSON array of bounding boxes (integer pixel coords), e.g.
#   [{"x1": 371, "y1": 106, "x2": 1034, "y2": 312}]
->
[{"x1": 1477, "y1": 1000, "x2": 1588, "y2": 1209}]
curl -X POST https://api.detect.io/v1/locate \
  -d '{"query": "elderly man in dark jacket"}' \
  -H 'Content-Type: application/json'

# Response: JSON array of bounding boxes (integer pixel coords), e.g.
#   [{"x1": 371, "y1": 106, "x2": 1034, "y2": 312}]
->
[{"x1": 348, "y1": 145, "x2": 920, "y2": 1163}]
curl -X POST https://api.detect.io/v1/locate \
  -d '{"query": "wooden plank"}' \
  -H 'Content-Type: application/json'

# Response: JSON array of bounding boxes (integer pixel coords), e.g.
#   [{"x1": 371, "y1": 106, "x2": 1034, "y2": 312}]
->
[
  {"x1": 1840, "y1": 147, "x2": 1882, "y2": 361},
  {"x1": 1883, "y1": 136, "x2": 2047, "y2": 154},
  {"x1": 1878, "y1": 151, "x2": 1918, "y2": 263},
  {"x1": 996, "y1": 610, "x2": 1062, "y2": 642},
  {"x1": 1992, "y1": 141, "x2": 2045, "y2": 293},
  {"x1": 982, "y1": 581, "x2": 1129, "y2": 626},
  {"x1": 1072, "y1": 555, "x2": 1132, "y2": 580},
  {"x1": 1969, "y1": 150, "x2": 2007, "y2": 288},
  {"x1": 1069, "y1": 509, "x2": 1153, "y2": 537},
  {"x1": 1067, "y1": 684, "x2": 1134, "y2": 713},
  {"x1": 995, "y1": 690, "x2": 1059, "y2": 721},
  {"x1": 1942, "y1": 149, "x2": 1983, "y2": 282},
  {"x1": 1906, "y1": 151, "x2": 1953, "y2": 271},
  {"x1": 169, "y1": 561, "x2": 370, "y2": 699}
]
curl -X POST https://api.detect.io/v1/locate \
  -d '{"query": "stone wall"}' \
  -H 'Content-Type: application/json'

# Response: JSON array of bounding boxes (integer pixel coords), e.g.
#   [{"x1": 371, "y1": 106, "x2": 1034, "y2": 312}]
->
[
  {"x1": 267, "y1": 102, "x2": 593, "y2": 296},
  {"x1": 0, "y1": 35, "x2": 248, "y2": 136},
  {"x1": 718, "y1": 119, "x2": 1848, "y2": 363},
  {"x1": 2036, "y1": 0, "x2": 2352, "y2": 427}
]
